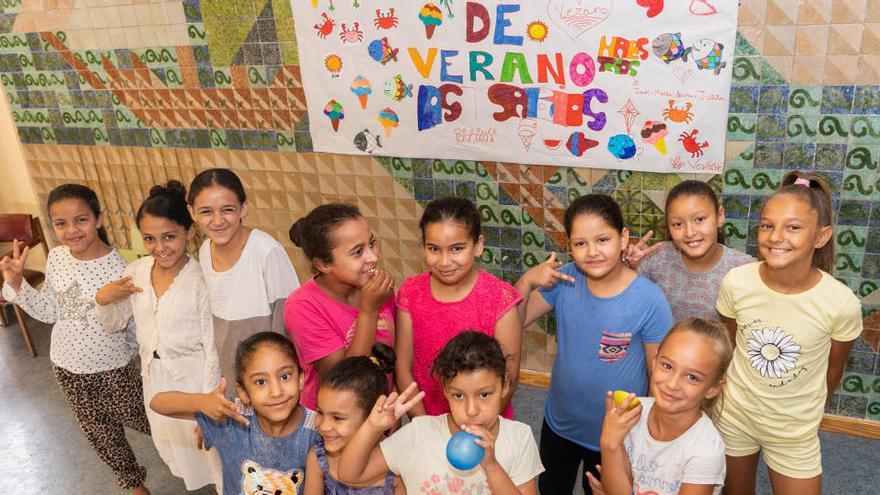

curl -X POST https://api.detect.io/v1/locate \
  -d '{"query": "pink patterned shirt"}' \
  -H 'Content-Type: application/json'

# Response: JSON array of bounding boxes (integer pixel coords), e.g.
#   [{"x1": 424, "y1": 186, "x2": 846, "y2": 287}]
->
[{"x1": 397, "y1": 270, "x2": 522, "y2": 417}]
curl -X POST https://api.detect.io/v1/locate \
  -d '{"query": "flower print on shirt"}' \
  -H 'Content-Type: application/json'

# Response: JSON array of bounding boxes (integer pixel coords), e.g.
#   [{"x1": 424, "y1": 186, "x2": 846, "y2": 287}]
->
[
  {"x1": 746, "y1": 326, "x2": 801, "y2": 379},
  {"x1": 420, "y1": 472, "x2": 486, "y2": 494}
]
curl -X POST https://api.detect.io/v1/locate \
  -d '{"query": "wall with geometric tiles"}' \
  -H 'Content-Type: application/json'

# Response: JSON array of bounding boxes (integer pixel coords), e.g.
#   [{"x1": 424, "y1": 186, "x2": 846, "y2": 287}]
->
[{"x1": 1, "y1": 0, "x2": 879, "y2": 422}]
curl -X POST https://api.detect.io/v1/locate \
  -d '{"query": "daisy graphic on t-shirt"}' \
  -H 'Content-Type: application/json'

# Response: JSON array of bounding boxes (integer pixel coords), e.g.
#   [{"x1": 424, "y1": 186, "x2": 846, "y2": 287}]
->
[{"x1": 745, "y1": 326, "x2": 801, "y2": 379}]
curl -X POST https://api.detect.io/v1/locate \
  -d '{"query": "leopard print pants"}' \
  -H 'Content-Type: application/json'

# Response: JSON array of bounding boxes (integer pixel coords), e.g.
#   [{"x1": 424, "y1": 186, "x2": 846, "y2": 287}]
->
[{"x1": 53, "y1": 359, "x2": 151, "y2": 489}]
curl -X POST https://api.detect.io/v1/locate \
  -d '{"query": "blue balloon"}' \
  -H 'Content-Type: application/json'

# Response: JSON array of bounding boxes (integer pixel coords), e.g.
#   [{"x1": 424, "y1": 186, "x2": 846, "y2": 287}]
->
[{"x1": 446, "y1": 431, "x2": 485, "y2": 470}]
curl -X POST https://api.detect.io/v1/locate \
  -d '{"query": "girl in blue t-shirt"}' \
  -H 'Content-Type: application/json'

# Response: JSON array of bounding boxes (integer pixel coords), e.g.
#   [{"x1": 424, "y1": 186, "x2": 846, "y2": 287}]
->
[
  {"x1": 151, "y1": 331, "x2": 319, "y2": 495},
  {"x1": 515, "y1": 193, "x2": 673, "y2": 495}
]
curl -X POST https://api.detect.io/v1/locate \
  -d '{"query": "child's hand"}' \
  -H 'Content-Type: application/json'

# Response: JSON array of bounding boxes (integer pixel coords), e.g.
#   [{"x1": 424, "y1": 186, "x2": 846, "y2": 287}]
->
[
  {"x1": 366, "y1": 382, "x2": 425, "y2": 432},
  {"x1": 522, "y1": 252, "x2": 575, "y2": 290},
  {"x1": 585, "y1": 465, "x2": 606, "y2": 495},
  {"x1": 194, "y1": 425, "x2": 206, "y2": 450},
  {"x1": 599, "y1": 391, "x2": 642, "y2": 449},
  {"x1": 0, "y1": 239, "x2": 30, "y2": 291},
  {"x1": 359, "y1": 267, "x2": 394, "y2": 313},
  {"x1": 200, "y1": 378, "x2": 250, "y2": 426},
  {"x1": 95, "y1": 276, "x2": 143, "y2": 305},
  {"x1": 622, "y1": 231, "x2": 663, "y2": 269},
  {"x1": 461, "y1": 424, "x2": 498, "y2": 469}
]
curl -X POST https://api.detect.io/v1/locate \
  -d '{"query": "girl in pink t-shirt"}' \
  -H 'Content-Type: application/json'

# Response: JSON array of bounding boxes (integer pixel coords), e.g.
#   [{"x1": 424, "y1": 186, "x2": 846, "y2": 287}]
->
[
  {"x1": 395, "y1": 197, "x2": 522, "y2": 418},
  {"x1": 284, "y1": 203, "x2": 395, "y2": 409}
]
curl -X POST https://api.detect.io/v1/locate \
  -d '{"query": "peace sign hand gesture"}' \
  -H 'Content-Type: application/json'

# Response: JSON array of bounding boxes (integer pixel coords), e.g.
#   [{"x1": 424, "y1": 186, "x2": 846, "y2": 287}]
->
[
  {"x1": 0, "y1": 239, "x2": 30, "y2": 292},
  {"x1": 366, "y1": 382, "x2": 425, "y2": 433},
  {"x1": 622, "y1": 231, "x2": 664, "y2": 270},
  {"x1": 521, "y1": 251, "x2": 576, "y2": 291}
]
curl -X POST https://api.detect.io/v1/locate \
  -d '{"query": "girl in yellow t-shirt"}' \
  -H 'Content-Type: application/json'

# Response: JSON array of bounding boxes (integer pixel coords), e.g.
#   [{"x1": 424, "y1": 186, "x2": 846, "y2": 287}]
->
[{"x1": 715, "y1": 171, "x2": 862, "y2": 495}]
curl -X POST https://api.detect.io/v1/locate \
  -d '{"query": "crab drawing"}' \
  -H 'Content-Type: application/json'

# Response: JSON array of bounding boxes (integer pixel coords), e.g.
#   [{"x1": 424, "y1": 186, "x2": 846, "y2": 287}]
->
[
  {"x1": 662, "y1": 100, "x2": 693, "y2": 124},
  {"x1": 374, "y1": 8, "x2": 398, "y2": 29},
  {"x1": 314, "y1": 12, "x2": 334, "y2": 39},
  {"x1": 339, "y1": 22, "x2": 363, "y2": 43},
  {"x1": 678, "y1": 129, "x2": 709, "y2": 158}
]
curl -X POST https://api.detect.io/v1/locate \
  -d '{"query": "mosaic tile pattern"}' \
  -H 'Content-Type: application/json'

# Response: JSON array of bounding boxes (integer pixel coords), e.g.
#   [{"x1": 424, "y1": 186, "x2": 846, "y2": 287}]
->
[
  {"x1": 12, "y1": 0, "x2": 190, "y2": 50},
  {"x1": 738, "y1": 0, "x2": 880, "y2": 85},
  {"x1": 21, "y1": 143, "x2": 425, "y2": 282},
  {"x1": 1, "y1": 1, "x2": 879, "y2": 418}
]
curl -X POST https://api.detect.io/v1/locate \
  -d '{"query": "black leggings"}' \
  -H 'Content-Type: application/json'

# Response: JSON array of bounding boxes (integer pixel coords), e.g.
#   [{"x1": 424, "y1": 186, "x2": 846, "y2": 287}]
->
[{"x1": 538, "y1": 419, "x2": 602, "y2": 495}]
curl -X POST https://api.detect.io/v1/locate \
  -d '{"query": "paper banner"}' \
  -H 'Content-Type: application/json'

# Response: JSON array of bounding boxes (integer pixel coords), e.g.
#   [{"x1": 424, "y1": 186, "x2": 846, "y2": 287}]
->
[{"x1": 291, "y1": 0, "x2": 737, "y2": 174}]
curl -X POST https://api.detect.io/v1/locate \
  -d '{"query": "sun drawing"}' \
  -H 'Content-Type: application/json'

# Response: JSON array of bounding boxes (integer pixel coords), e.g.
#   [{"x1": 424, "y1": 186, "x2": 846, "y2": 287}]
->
[
  {"x1": 324, "y1": 54, "x2": 343, "y2": 77},
  {"x1": 526, "y1": 21, "x2": 549, "y2": 42},
  {"x1": 746, "y1": 327, "x2": 801, "y2": 379}
]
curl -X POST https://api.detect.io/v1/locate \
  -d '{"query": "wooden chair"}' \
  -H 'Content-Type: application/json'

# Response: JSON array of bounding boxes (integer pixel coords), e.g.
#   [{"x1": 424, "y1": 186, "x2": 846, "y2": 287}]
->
[{"x1": 0, "y1": 214, "x2": 49, "y2": 357}]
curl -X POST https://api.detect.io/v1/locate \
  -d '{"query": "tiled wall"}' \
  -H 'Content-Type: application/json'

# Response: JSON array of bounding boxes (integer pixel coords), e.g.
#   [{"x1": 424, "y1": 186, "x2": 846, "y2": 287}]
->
[{"x1": 1, "y1": 0, "x2": 878, "y2": 421}]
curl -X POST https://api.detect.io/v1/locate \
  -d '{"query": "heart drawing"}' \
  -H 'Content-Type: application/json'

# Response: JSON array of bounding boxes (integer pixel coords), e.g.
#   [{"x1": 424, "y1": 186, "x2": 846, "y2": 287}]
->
[
  {"x1": 546, "y1": 0, "x2": 613, "y2": 41},
  {"x1": 672, "y1": 67, "x2": 694, "y2": 85},
  {"x1": 689, "y1": 0, "x2": 717, "y2": 16}
]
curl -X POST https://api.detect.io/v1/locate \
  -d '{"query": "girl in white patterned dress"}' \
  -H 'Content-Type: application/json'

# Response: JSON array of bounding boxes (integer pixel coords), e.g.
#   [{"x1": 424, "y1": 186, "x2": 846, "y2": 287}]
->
[{"x1": 96, "y1": 180, "x2": 222, "y2": 490}]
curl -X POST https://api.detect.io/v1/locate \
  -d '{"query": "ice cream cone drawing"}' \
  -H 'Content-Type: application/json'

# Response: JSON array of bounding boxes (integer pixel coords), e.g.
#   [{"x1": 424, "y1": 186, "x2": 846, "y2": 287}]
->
[
  {"x1": 324, "y1": 99, "x2": 344, "y2": 132},
  {"x1": 641, "y1": 120, "x2": 669, "y2": 155},
  {"x1": 350, "y1": 75, "x2": 371, "y2": 109},
  {"x1": 517, "y1": 119, "x2": 537, "y2": 151},
  {"x1": 654, "y1": 137, "x2": 666, "y2": 154},
  {"x1": 377, "y1": 107, "x2": 399, "y2": 137},
  {"x1": 419, "y1": 3, "x2": 443, "y2": 39}
]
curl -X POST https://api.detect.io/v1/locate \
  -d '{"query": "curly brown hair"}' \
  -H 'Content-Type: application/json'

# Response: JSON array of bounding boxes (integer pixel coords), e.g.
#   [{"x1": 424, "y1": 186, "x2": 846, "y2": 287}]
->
[{"x1": 431, "y1": 331, "x2": 507, "y2": 387}]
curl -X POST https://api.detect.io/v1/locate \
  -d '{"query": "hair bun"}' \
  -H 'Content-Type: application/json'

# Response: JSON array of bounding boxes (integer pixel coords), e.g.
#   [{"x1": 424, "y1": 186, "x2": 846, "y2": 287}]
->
[
  {"x1": 148, "y1": 180, "x2": 187, "y2": 200},
  {"x1": 164, "y1": 180, "x2": 187, "y2": 199},
  {"x1": 289, "y1": 219, "x2": 305, "y2": 247},
  {"x1": 148, "y1": 184, "x2": 167, "y2": 198},
  {"x1": 370, "y1": 342, "x2": 396, "y2": 374}
]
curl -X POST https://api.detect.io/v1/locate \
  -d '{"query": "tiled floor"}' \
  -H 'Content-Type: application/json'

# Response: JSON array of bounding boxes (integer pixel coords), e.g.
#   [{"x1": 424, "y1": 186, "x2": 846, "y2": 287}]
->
[{"x1": 0, "y1": 316, "x2": 215, "y2": 494}]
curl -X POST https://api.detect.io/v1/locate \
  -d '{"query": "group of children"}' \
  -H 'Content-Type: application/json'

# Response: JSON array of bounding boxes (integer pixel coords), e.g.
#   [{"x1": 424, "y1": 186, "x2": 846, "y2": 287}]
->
[{"x1": 0, "y1": 167, "x2": 862, "y2": 495}]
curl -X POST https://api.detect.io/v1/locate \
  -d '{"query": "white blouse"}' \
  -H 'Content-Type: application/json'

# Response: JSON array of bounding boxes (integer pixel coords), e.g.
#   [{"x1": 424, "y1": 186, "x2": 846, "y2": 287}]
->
[
  {"x1": 95, "y1": 256, "x2": 220, "y2": 392},
  {"x1": 198, "y1": 228, "x2": 299, "y2": 323},
  {"x1": 1, "y1": 246, "x2": 136, "y2": 373},
  {"x1": 198, "y1": 228, "x2": 299, "y2": 394}
]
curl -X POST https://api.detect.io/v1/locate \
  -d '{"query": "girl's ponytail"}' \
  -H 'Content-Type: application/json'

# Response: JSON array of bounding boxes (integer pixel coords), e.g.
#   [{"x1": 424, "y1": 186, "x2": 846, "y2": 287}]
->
[
  {"x1": 322, "y1": 343, "x2": 396, "y2": 417},
  {"x1": 772, "y1": 172, "x2": 834, "y2": 273}
]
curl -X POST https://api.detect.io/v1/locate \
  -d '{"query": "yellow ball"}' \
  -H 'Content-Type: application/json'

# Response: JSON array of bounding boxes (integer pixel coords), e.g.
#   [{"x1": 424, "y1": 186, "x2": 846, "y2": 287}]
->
[{"x1": 612, "y1": 390, "x2": 641, "y2": 410}]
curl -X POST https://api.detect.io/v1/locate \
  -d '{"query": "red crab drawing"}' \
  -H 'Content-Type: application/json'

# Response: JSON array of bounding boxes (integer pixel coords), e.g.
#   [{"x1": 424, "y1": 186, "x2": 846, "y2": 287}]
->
[
  {"x1": 314, "y1": 12, "x2": 335, "y2": 39},
  {"x1": 678, "y1": 129, "x2": 709, "y2": 158},
  {"x1": 374, "y1": 8, "x2": 398, "y2": 29}
]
